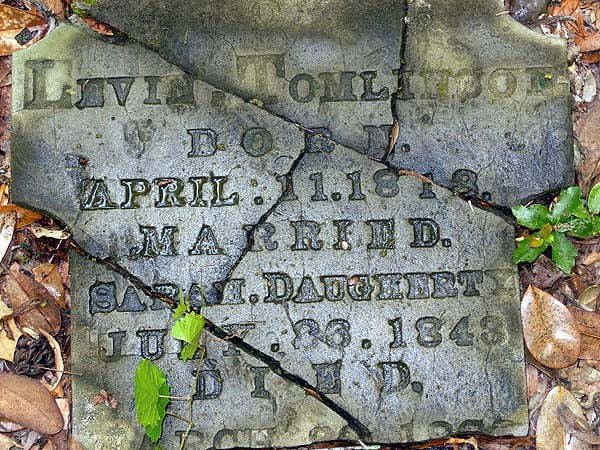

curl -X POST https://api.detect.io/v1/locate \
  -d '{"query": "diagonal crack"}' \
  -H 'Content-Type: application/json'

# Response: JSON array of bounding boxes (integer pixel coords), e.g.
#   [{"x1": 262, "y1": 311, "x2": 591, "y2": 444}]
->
[
  {"x1": 69, "y1": 238, "x2": 372, "y2": 442},
  {"x1": 67, "y1": 142, "x2": 373, "y2": 442},
  {"x1": 65, "y1": 11, "x2": 531, "y2": 219}
]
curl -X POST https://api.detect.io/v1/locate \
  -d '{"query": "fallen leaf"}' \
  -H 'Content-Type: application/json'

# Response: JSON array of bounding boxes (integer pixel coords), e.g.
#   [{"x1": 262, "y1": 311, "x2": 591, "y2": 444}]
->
[
  {"x1": 0, "y1": 318, "x2": 22, "y2": 362},
  {"x1": 537, "y1": 385, "x2": 591, "y2": 450},
  {"x1": 29, "y1": 226, "x2": 69, "y2": 241},
  {"x1": 0, "y1": 432, "x2": 18, "y2": 450},
  {"x1": 577, "y1": 285, "x2": 600, "y2": 310},
  {"x1": 582, "y1": 251, "x2": 600, "y2": 265},
  {"x1": 0, "y1": 5, "x2": 45, "y2": 33},
  {"x1": 82, "y1": 17, "x2": 115, "y2": 36},
  {"x1": 558, "y1": 403, "x2": 600, "y2": 444},
  {"x1": 576, "y1": 32, "x2": 600, "y2": 53},
  {"x1": 522, "y1": 286, "x2": 581, "y2": 369},
  {"x1": 0, "y1": 302, "x2": 11, "y2": 321},
  {"x1": 550, "y1": 0, "x2": 579, "y2": 16},
  {"x1": 32, "y1": 264, "x2": 66, "y2": 308},
  {"x1": 91, "y1": 389, "x2": 119, "y2": 409},
  {"x1": 54, "y1": 398, "x2": 68, "y2": 431},
  {"x1": 38, "y1": 328, "x2": 63, "y2": 392},
  {"x1": 581, "y1": 69, "x2": 597, "y2": 103},
  {"x1": 568, "y1": 306, "x2": 600, "y2": 338},
  {"x1": 0, "y1": 211, "x2": 15, "y2": 262},
  {"x1": 579, "y1": 334, "x2": 600, "y2": 360},
  {"x1": 0, "y1": 205, "x2": 41, "y2": 229},
  {"x1": 40, "y1": 0, "x2": 65, "y2": 19},
  {"x1": 3, "y1": 263, "x2": 61, "y2": 335},
  {"x1": 0, "y1": 373, "x2": 64, "y2": 435}
]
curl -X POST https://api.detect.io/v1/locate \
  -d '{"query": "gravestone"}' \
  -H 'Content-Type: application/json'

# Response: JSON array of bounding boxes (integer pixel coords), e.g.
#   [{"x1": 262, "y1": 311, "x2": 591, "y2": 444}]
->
[
  {"x1": 7, "y1": 3, "x2": 570, "y2": 446},
  {"x1": 79, "y1": 0, "x2": 574, "y2": 207}
]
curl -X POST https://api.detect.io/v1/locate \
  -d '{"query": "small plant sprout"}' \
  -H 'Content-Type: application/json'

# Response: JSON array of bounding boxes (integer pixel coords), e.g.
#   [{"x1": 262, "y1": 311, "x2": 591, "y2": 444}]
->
[
  {"x1": 512, "y1": 183, "x2": 600, "y2": 274},
  {"x1": 133, "y1": 290, "x2": 206, "y2": 447}
]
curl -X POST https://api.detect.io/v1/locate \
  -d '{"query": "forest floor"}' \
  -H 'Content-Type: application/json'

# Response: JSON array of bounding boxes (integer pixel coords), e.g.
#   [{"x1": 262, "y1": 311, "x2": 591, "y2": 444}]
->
[{"x1": 1, "y1": 1, "x2": 600, "y2": 449}]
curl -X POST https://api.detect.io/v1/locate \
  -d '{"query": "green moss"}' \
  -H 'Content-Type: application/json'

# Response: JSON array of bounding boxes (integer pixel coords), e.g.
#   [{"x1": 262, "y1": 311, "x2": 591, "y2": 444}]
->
[{"x1": 71, "y1": 0, "x2": 98, "y2": 16}]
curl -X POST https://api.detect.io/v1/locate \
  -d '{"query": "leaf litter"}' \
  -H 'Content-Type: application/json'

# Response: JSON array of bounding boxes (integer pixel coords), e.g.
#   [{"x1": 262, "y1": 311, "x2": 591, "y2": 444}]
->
[{"x1": 0, "y1": 0, "x2": 598, "y2": 448}]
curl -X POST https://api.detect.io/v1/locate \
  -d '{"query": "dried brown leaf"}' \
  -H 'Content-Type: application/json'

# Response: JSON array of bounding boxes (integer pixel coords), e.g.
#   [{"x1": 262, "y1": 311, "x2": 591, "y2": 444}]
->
[
  {"x1": 569, "y1": 306, "x2": 600, "y2": 339},
  {"x1": 0, "y1": 205, "x2": 41, "y2": 229},
  {"x1": 38, "y1": 328, "x2": 63, "y2": 392},
  {"x1": 579, "y1": 334, "x2": 600, "y2": 360},
  {"x1": 32, "y1": 264, "x2": 66, "y2": 308},
  {"x1": 522, "y1": 286, "x2": 581, "y2": 369},
  {"x1": 576, "y1": 32, "x2": 600, "y2": 53},
  {"x1": 0, "y1": 432, "x2": 18, "y2": 450},
  {"x1": 0, "y1": 318, "x2": 22, "y2": 362},
  {"x1": 577, "y1": 285, "x2": 600, "y2": 310},
  {"x1": 537, "y1": 385, "x2": 591, "y2": 450},
  {"x1": 91, "y1": 389, "x2": 118, "y2": 409},
  {"x1": 40, "y1": 0, "x2": 65, "y2": 19},
  {"x1": 29, "y1": 226, "x2": 69, "y2": 241},
  {"x1": 3, "y1": 263, "x2": 61, "y2": 335},
  {"x1": 0, "y1": 373, "x2": 64, "y2": 435},
  {"x1": 0, "y1": 5, "x2": 45, "y2": 33},
  {"x1": 82, "y1": 17, "x2": 115, "y2": 36},
  {"x1": 550, "y1": 0, "x2": 579, "y2": 16},
  {"x1": 0, "y1": 211, "x2": 15, "y2": 262}
]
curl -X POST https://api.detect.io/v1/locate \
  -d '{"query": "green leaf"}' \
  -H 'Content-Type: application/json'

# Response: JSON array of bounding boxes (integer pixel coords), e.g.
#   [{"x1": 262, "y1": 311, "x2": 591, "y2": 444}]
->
[
  {"x1": 589, "y1": 183, "x2": 600, "y2": 214},
  {"x1": 550, "y1": 231, "x2": 578, "y2": 274},
  {"x1": 134, "y1": 359, "x2": 170, "y2": 443},
  {"x1": 513, "y1": 236, "x2": 548, "y2": 264},
  {"x1": 512, "y1": 204, "x2": 550, "y2": 229},
  {"x1": 171, "y1": 312, "x2": 205, "y2": 361},
  {"x1": 550, "y1": 186, "x2": 585, "y2": 223},
  {"x1": 173, "y1": 290, "x2": 188, "y2": 320},
  {"x1": 180, "y1": 342, "x2": 198, "y2": 361}
]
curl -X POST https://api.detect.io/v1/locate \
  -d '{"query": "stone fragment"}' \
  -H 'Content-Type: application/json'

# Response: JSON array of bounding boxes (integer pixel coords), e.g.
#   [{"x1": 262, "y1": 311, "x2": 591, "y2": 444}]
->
[
  {"x1": 81, "y1": 0, "x2": 574, "y2": 206},
  {"x1": 10, "y1": 23, "x2": 528, "y2": 449}
]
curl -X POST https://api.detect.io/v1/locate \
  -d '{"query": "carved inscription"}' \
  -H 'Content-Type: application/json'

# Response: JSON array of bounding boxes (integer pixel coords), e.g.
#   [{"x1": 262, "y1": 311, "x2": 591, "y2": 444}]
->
[{"x1": 11, "y1": 24, "x2": 528, "y2": 447}]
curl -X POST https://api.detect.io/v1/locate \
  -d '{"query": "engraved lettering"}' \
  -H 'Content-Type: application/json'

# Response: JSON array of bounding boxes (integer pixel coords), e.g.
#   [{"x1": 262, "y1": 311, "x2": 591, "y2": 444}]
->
[
  {"x1": 409, "y1": 218, "x2": 440, "y2": 248},
  {"x1": 360, "y1": 71, "x2": 389, "y2": 101},
  {"x1": 242, "y1": 127, "x2": 273, "y2": 157},
  {"x1": 189, "y1": 224, "x2": 225, "y2": 255},
  {"x1": 289, "y1": 73, "x2": 319, "y2": 103},
  {"x1": 319, "y1": 72, "x2": 357, "y2": 102},
  {"x1": 263, "y1": 273, "x2": 293, "y2": 303},
  {"x1": 130, "y1": 225, "x2": 178, "y2": 258},
  {"x1": 367, "y1": 219, "x2": 395, "y2": 249},
  {"x1": 120, "y1": 179, "x2": 151, "y2": 209},
  {"x1": 89, "y1": 281, "x2": 117, "y2": 314},
  {"x1": 290, "y1": 220, "x2": 323, "y2": 251},
  {"x1": 313, "y1": 360, "x2": 342, "y2": 394},
  {"x1": 25, "y1": 60, "x2": 72, "y2": 109},
  {"x1": 236, "y1": 54, "x2": 285, "y2": 104},
  {"x1": 188, "y1": 129, "x2": 217, "y2": 157},
  {"x1": 136, "y1": 329, "x2": 167, "y2": 360},
  {"x1": 194, "y1": 359, "x2": 223, "y2": 400},
  {"x1": 106, "y1": 77, "x2": 135, "y2": 106},
  {"x1": 250, "y1": 367, "x2": 271, "y2": 398},
  {"x1": 379, "y1": 361, "x2": 410, "y2": 393},
  {"x1": 81, "y1": 179, "x2": 118, "y2": 210}
]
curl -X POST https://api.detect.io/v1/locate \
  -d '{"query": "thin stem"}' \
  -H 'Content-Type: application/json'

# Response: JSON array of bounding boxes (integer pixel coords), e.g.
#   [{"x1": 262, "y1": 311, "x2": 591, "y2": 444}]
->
[
  {"x1": 34, "y1": 366, "x2": 82, "y2": 376},
  {"x1": 158, "y1": 395, "x2": 191, "y2": 401},
  {"x1": 166, "y1": 412, "x2": 193, "y2": 425}
]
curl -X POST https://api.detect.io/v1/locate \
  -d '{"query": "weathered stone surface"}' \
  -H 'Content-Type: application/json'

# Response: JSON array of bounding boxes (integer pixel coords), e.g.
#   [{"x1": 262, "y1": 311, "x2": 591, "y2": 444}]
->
[
  {"x1": 11, "y1": 23, "x2": 528, "y2": 449},
  {"x1": 80, "y1": 0, "x2": 574, "y2": 207}
]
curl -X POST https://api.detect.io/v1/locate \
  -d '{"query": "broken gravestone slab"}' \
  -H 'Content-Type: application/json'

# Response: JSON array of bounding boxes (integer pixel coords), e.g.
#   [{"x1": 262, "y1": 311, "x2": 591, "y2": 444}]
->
[
  {"x1": 10, "y1": 23, "x2": 527, "y2": 449},
  {"x1": 79, "y1": 0, "x2": 574, "y2": 207}
]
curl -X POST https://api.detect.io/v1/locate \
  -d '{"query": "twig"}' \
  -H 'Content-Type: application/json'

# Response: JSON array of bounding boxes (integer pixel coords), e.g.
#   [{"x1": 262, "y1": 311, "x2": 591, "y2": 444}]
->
[
  {"x1": 166, "y1": 412, "x2": 193, "y2": 425},
  {"x1": 34, "y1": 366, "x2": 82, "y2": 376}
]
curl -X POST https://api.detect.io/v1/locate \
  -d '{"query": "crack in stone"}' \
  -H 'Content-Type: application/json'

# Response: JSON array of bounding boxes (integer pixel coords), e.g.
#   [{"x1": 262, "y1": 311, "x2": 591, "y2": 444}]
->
[
  {"x1": 66, "y1": 141, "x2": 374, "y2": 442},
  {"x1": 63, "y1": 15, "x2": 545, "y2": 216},
  {"x1": 69, "y1": 237, "x2": 372, "y2": 442}
]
